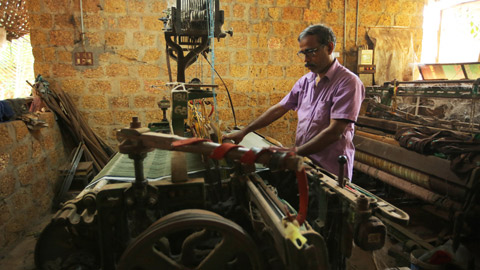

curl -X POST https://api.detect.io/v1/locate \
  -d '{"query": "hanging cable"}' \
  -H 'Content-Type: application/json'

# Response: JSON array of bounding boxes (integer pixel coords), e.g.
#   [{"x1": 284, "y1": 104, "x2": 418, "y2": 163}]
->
[
  {"x1": 207, "y1": 0, "x2": 219, "y2": 123},
  {"x1": 202, "y1": 52, "x2": 237, "y2": 128}
]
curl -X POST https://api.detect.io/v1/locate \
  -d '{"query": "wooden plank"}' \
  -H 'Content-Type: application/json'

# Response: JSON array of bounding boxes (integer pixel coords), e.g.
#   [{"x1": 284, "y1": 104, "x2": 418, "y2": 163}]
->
[{"x1": 353, "y1": 135, "x2": 466, "y2": 186}]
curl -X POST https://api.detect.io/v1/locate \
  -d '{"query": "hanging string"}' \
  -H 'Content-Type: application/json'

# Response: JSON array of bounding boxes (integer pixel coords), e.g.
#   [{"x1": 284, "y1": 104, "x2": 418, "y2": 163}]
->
[{"x1": 207, "y1": 0, "x2": 219, "y2": 123}]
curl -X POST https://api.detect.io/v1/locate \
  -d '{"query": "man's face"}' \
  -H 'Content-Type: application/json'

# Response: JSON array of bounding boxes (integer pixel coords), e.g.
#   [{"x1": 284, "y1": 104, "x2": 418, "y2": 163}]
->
[{"x1": 298, "y1": 35, "x2": 333, "y2": 75}]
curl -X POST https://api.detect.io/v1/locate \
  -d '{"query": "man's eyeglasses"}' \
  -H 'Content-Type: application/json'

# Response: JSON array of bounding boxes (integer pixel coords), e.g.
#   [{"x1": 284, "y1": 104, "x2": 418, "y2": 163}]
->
[{"x1": 296, "y1": 46, "x2": 323, "y2": 60}]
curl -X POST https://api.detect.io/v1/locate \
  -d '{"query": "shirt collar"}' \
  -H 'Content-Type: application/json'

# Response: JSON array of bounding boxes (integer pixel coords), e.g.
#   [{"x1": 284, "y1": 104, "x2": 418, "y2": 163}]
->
[{"x1": 306, "y1": 58, "x2": 338, "y2": 83}]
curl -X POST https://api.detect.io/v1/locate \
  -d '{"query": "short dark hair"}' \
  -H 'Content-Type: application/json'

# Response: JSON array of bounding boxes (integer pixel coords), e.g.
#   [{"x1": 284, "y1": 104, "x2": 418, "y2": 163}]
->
[{"x1": 298, "y1": 24, "x2": 336, "y2": 48}]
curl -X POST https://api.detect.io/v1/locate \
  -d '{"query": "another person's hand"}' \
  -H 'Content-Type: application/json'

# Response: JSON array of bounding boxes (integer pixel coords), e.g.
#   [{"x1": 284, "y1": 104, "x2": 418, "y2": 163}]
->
[{"x1": 222, "y1": 129, "x2": 248, "y2": 144}]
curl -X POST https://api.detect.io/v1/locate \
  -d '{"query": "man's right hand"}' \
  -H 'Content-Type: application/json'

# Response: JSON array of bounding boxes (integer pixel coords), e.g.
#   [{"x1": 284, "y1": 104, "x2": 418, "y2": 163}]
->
[{"x1": 222, "y1": 129, "x2": 248, "y2": 144}]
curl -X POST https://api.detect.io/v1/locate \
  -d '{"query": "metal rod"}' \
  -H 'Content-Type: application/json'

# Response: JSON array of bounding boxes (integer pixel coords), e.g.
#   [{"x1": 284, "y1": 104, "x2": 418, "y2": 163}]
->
[
  {"x1": 355, "y1": 0, "x2": 359, "y2": 47},
  {"x1": 79, "y1": 0, "x2": 86, "y2": 47}
]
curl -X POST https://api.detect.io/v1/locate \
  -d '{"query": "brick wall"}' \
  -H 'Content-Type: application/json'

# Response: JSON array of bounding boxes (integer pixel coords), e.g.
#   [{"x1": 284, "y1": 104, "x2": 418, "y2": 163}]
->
[
  {"x1": 0, "y1": 112, "x2": 67, "y2": 251},
  {"x1": 27, "y1": 0, "x2": 425, "y2": 147}
]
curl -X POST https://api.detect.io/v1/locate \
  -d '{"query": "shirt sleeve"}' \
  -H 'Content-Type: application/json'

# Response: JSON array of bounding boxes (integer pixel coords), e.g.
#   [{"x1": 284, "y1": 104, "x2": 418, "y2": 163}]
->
[
  {"x1": 279, "y1": 78, "x2": 303, "y2": 111},
  {"x1": 330, "y1": 76, "x2": 365, "y2": 122}
]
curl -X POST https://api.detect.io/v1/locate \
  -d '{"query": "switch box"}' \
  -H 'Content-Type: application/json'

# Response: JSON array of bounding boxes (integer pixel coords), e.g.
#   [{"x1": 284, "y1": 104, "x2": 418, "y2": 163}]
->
[
  {"x1": 357, "y1": 48, "x2": 376, "y2": 74},
  {"x1": 74, "y1": 52, "x2": 93, "y2": 66}
]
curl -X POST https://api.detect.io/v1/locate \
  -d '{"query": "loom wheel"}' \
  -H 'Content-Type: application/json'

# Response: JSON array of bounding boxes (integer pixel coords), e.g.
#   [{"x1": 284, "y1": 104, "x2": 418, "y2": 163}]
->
[{"x1": 117, "y1": 209, "x2": 263, "y2": 270}]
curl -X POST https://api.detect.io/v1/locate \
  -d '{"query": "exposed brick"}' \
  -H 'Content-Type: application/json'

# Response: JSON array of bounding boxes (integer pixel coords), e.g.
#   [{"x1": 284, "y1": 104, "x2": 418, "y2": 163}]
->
[
  {"x1": 114, "y1": 110, "x2": 140, "y2": 125},
  {"x1": 106, "y1": 64, "x2": 130, "y2": 77},
  {"x1": 267, "y1": 37, "x2": 282, "y2": 50},
  {"x1": 82, "y1": 67, "x2": 105, "y2": 78},
  {"x1": 90, "y1": 111, "x2": 114, "y2": 125},
  {"x1": 250, "y1": 66, "x2": 268, "y2": 78},
  {"x1": 286, "y1": 65, "x2": 307, "y2": 78},
  {"x1": 105, "y1": 31, "x2": 126, "y2": 46},
  {"x1": 88, "y1": 81, "x2": 112, "y2": 94},
  {"x1": 31, "y1": 139, "x2": 43, "y2": 159},
  {"x1": 84, "y1": 14, "x2": 104, "y2": 30},
  {"x1": 0, "y1": 201, "x2": 11, "y2": 226},
  {"x1": 44, "y1": 0, "x2": 70, "y2": 13},
  {"x1": 17, "y1": 165, "x2": 34, "y2": 186},
  {"x1": 134, "y1": 96, "x2": 157, "y2": 108},
  {"x1": 30, "y1": 30, "x2": 48, "y2": 46},
  {"x1": 251, "y1": 51, "x2": 269, "y2": 64},
  {"x1": 105, "y1": 0, "x2": 126, "y2": 13},
  {"x1": 143, "y1": 49, "x2": 161, "y2": 62},
  {"x1": 138, "y1": 65, "x2": 161, "y2": 78},
  {"x1": 273, "y1": 22, "x2": 291, "y2": 36},
  {"x1": 79, "y1": 0, "x2": 102, "y2": 12},
  {"x1": 0, "y1": 153, "x2": 9, "y2": 173},
  {"x1": 82, "y1": 95, "x2": 108, "y2": 110},
  {"x1": 249, "y1": 7, "x2": 267, "y2": 20},
  {"x1": 11, "y1": 144, "x2": 29, "y2": 167},
  {"x1": 143, "y1": 16, "x2": 163, "y2": 31},
  {"x1": 29, "y1": 0, "x2": 42, "y2": 12},
  {"x1": 395, "y1": 14, "x2": 412, "y2": 27},
  {"x1": 33, "y1": 158, "x2": 48, "y2": 179},
  {"x1": 145, "y1": 80, "x2": 168, "y2": 95},
  {"x1": 57, "y1": 51, "x2": 72, "y2": 63},
  {"x1": 117, "y1": 49, "x2": 139, "y2": 61},
  {"x1": 43, "y1": 47, "x2": 56, "y2": 62},
  {"x1": 151, "y1": 1, "x2": 168, "y2": 13},
  {"x1": 134, "y1": 32, "x2": 155, "y2": 47},
  {"x1": 120, "y1": 80, "x2": 141, "y2": 94},
  {"x1": 233, "y1": 4, "x2": 246, "y2": 18},
  {"x1": 290, "y1": 0, "x2": 308, "y2": 7},
  {"x1": 234, "y1": 50, "x2": 249, "y2": 63},
  {"x1": 304, "y1": 9, "x2": 321, "y2": 22},
  {"x1": 128, "y1": 1, "x2": 146, "y2": 13},
  {"x1": 52, "y1": 63, "x2": 76, "y2": 77},
  {"x1": 252, "y1": 23, "x2": 271, "y2": 34},
  {"x1": 234, "y1": 80, "x2": 254, "y2": 92},
  {"x1": 267, "y1": 66, "x2": 284, "y2": 77},
  {"x1": 30, "y1": 14, "x2": 53, "y2": 29},
  {"x1": 54, "y1": 14, "x2": 75, "y2": 28},
  {"x1": 50, "y1": 30, "x2": 74, "y2": 46},
  {"x1": 145, "y1": 110, "x2": 163, "y2": 125},
  {"x1": 85, "y1": 32, "x2": 101, "y2": 46},
  {"x1": 271, "y1": 50, "x2": 295, "y2": 64},
  {"x1": 110, "y1": 96, "x2": 130, "y2": 108},
  {"x1": 0, "y1": 174, "x2": 15, "y2": 198},
  {"x1": 267, "y1": 8, "x2": 282, "y2": 20},
  {"x1": 61, "y1": 80, "x2": 86, "y2": 93},
  {"x1": 41, "y1": 133, "x2": 55, "y2": 151},
  {"x1": 283, "y1": 7, "x2": 303, "y2": 20},
  {"x1": 11, "y1": 121, "x2": 28, "y2": 142},
  {"x1": 230, "y1": 21, "x2": 249, "y2": 33},
  {"x1": 118, "y1": 17, "x2": 140, "y2": 29}
]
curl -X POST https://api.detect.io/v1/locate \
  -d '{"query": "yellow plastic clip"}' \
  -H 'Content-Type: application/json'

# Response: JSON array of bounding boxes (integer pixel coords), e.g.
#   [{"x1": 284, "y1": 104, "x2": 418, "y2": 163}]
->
[{"x1": 282, "y1": 219, "x2": 307, "y2": 249}]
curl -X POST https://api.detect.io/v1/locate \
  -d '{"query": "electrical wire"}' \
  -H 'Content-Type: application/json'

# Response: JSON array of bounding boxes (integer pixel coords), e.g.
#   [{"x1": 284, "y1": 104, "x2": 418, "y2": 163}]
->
[{"x1": 201, "y1": 52, "x2": 237, "y2": 128}]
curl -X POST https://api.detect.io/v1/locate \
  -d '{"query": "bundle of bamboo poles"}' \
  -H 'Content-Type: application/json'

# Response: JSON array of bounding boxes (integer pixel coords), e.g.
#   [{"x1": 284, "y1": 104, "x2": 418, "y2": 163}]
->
[{"x1": 31, "y1": 76, "x2": 114, "y2": 172}]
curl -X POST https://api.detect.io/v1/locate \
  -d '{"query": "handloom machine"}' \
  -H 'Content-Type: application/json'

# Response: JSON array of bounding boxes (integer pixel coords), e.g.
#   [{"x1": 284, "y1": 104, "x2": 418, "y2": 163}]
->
[
  {"x1": 356, "y1": 70, "x2": 480, "y2": 265},
  {"x1": 34, "y1": 1, "x2": 408, "y2": 269}
]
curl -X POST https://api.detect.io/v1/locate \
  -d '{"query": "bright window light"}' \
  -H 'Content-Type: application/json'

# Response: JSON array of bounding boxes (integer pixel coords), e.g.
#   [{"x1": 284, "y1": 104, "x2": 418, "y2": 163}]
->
[
  {"x1": 0, "y1": 34, "x2": 35, "y2": 100},
  {"x1": 421, "y1": 0, "x2": 480, "y2": 63}
]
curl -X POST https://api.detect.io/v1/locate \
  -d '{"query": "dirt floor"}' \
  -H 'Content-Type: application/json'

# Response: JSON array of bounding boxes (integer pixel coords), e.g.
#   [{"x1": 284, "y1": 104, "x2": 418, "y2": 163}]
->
[{"x1": 0, "y1": 215, "x2": 51, "y2": 270}]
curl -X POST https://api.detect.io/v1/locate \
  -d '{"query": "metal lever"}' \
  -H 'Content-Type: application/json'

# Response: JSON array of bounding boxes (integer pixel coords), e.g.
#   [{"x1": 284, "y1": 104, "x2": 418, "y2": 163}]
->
[{"x1": 337, "y1": 155, "x2": 347, "y2": 187}]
